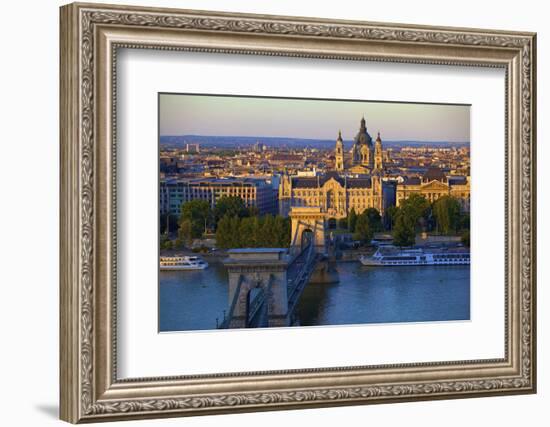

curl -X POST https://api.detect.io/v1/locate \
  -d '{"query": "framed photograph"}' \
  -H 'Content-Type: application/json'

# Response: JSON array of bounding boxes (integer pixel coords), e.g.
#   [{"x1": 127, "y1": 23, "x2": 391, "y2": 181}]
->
[{"x1": 60, "y1": 2, "x2": 537, "y2": 423}]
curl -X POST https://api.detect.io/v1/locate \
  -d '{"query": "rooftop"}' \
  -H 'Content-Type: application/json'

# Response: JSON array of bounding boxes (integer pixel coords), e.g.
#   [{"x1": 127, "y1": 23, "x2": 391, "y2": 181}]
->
[
  {"x1": 292, "y1": 172, "x2": 371, "y2": 189},
  {"x1": 162, "y1": 177, "x2": 270, "y2": 187},
  {"x1": 422, "y1": 167, "x2": 447, "y2": 182}
]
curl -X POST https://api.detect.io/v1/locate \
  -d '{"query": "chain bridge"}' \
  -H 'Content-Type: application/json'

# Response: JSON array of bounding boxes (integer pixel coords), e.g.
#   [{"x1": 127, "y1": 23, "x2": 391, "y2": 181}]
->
[{"x1": 218, "y1": 207, "x2": 339, "y2": 329}]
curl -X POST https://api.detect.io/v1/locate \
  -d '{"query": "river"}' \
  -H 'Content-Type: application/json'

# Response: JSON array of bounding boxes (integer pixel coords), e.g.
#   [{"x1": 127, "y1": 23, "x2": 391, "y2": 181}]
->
[{"x1": 159, "y1": 261, "x2": 469, "y2": 332}]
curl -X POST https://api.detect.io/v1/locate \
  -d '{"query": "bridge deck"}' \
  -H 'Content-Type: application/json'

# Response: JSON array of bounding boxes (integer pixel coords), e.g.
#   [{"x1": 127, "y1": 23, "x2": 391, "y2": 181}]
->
[{"x1": 286, "y1": 243, "x2": 319, "y2": 317}]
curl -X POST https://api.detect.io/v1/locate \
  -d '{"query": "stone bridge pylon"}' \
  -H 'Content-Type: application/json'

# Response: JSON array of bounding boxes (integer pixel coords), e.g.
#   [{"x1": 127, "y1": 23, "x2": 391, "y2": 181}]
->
[{"x1": 222, "y1": 248, "x2": 291, "y2": 328}]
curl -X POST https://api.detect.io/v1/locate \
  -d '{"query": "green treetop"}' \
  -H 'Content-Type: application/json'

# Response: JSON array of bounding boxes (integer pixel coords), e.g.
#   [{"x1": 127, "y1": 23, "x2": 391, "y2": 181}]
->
[
  {"x1": 385, "y1": 205, "x2": 398, "y2": 230},
  {"x1": 179, "y1": 199, "x2": 211, "y2": 239},
  {"x1": 348, "y1": 208, "x2": 358, "y2": 233},
  {"x1": 392, "y1": 212, "x2": 416, "y2": 247},
  {"x1": 364, "y1": 207, "x2": 382, "y2": 232},
  {"x1": 215, "y1": 214, "x2": 291, "y2": 250},
  {"x1": 353, "y1": 212, "x2": 373, "y2": 244},
  {"x1": 399, "y1": 193, "x2": 430, "y2": 229},
  {"x1": 432, "y1": 195, "x2": 462, "y2": 235},
  {"x1": 215, "y1": 215, "x2": 235, "y2": 249},
  {"x1": 213, "y1": 196, "x2": 249, "y2": 223}
]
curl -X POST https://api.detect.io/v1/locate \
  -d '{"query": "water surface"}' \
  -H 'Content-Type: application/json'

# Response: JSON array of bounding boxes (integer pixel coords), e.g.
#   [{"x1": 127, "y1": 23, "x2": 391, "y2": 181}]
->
[{"x1": 159, "y1": 262, "x2": 470, "y2": 332}]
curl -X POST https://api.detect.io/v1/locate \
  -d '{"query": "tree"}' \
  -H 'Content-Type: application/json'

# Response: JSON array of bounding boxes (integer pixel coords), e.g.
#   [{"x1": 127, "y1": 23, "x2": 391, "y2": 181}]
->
[
  {"x1": 338, "y1": 217, "x2": 348, "y2": 230},
  {"x1": 353, "y1": 213, "x2": 373, "y2": 244},
  {"x1": 348, "y1": 208, "x2": 358, "y2": 233},
  {"x1": 215, "y1": 213, "x2": 291, "y2": 250},
  {"x1": 160, "y1": 232, "x2": 173, "y2": 250},
  {"x1": 364, "y1": 207, "x2": 382, "y2": 232},
  {"x1": 229, "y1": 216, "x2": 241, "y2": 248},
  {"x1": 238, "y1": 217, "x2": 256, "y2": 248},
  {"x1": 247, "y1": 206, "x2": 260, "y2": 217},
  {"x1": 385, "y1": 205, "x2": 398, "y2": 230},
  {"x1": 396, "y1": 194, "x2": 430, "y2": 234},
  {"x1": 248, "y1": 216, "x2": 261, "y2": 247},
  {"x1": 392, "y1": 213, "x2": 416, "y2": 247},
  {"x1": 273, "y1": 215, "x2": 290, "y2": 247},
  {"x1": 177, "y1": 219, "x2": 193, "y2": 247},
  {"x1": 461, "y1": 230, "x2": 470, "y2": 247},
  {"x1": 459, "y1": 212, "x2": 470, "y2": 231},
  {"x1": 179, "y1": 199, "x2": 211, "y2": 238},
  {"x1": 215, "y1": 215, "x2": 235, "y2": 249},
  {"x1": 432, "y1": 196, "x2": 462, "y2": 234},
  {"x1": 281, "y1": 217, "x2": 291, "y2": 247},
  {"x1": 258, "y1": 215, "x2": 276, "y2": 247},
  {"x1": 214, "y1": 196, "x2": 248, "y2": 223}
]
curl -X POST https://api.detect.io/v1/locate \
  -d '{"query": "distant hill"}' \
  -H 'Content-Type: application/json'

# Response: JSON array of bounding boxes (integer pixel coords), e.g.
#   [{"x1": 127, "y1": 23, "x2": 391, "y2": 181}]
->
[{"x1": 160, "y1": 134, "x2": 470, "y2": 149}]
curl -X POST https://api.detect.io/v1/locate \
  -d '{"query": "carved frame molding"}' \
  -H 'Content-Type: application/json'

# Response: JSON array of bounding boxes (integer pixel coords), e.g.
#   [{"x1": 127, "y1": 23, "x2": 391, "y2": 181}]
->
[{"x1": 60, "y1": 2, "x2": 536, "y2": 423}]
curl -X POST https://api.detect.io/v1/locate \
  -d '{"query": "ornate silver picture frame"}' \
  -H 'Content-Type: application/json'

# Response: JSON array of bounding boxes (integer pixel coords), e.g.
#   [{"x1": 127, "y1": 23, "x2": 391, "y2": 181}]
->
[{"x1": 60, "y1": 2, "x2": 536, "y2": 423}]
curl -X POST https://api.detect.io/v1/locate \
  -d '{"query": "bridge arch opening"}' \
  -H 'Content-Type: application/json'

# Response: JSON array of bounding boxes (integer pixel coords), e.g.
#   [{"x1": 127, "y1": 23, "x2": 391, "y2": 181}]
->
[{"x1": 245, "y1": 284, "x2": 264, "y2": 328}]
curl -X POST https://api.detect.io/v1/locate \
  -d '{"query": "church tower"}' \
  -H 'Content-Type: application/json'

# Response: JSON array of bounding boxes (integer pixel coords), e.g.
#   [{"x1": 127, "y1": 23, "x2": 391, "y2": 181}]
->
[
  {"x1": 374, "y1": 132, "x2": 383, "y2": 171},
  {"x1": 334, "y1": 130, "x2": 344, "y2": 171}
]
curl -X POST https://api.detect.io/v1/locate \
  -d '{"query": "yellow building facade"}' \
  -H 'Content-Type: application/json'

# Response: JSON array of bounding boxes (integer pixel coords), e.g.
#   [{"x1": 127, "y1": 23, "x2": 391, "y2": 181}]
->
[
  {"x1": 396, "y1": 168, "x2": 470, "y2": 212},
  {"x1": 279, "y1": 172, "x2": 384, "y2": 219}
]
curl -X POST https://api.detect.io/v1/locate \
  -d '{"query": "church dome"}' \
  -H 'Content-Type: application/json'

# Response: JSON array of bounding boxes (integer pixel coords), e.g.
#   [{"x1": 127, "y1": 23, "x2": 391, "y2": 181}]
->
[{"x1": 354, "y1": 117, "x2": 373, "y2": 147}]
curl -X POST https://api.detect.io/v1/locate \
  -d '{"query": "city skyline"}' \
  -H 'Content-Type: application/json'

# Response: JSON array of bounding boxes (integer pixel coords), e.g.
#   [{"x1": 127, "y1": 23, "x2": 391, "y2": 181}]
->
[{"x1": 160, "y1": 93, "x2": 470, "y2": 143}]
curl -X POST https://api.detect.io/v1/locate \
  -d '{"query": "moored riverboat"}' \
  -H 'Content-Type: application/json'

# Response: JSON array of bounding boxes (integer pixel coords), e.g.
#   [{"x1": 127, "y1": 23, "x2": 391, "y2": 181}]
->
[
  {"x1": 160, "y1": 255, "x2": 209, "y2": 271},
  {"x1": 359, "y1": 246, "x2": 470, "y2": 267}
]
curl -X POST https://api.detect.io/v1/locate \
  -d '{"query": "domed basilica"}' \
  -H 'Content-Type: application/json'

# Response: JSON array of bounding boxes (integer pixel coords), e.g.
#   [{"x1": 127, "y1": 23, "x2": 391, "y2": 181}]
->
[
  {"x1": 335, "y1": 117, "x2": 384, "y2": 173},
  {"x1": 277, "y1": 116, "x2": 470, "y2": 220}
]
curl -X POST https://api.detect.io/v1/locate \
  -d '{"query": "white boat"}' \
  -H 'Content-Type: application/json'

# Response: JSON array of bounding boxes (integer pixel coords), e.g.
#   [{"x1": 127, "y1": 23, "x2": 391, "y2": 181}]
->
[
  {"x1": 359, "y1": 246, "x2": 470, "y2": 267},
  {"x1": 160, "y1": 255, "x2": 209, "y2": 270}
]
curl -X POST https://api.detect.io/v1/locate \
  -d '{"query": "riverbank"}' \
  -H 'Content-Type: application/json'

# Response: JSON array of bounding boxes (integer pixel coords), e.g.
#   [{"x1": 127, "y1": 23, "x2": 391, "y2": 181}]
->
[{"x1": 160, "y1": 234, "x2": 467, "y2": 265}]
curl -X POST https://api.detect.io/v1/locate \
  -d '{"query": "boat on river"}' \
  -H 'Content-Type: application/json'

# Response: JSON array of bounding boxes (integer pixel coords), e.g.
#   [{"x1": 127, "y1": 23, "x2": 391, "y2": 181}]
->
[
  {"x1": 160, "y1": 255, "x2": 209, "y2": 271},
  {"x1": 359, "y1": 246, "x2": 470, "y2": 267}
]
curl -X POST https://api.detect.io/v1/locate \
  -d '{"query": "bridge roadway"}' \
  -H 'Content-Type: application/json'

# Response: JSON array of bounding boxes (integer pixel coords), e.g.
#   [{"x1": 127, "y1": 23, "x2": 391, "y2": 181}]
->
[
  {"x1": 285, "y1": 243, "x2": 319, "y2": 322},
  {"x1": 218, "y1": 243, "x2": 319, "y2": 329}
]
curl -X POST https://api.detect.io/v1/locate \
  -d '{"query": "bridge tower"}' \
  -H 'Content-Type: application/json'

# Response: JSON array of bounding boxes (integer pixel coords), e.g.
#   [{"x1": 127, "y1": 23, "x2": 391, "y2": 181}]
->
[
  {"x1": 223, "y1": 248, "x2": 290, "y2": 328},
  {"x1": 290, "y1": 206, "x2": 339, "y2": 285},
  {"x1": 289, "y1": 207, "x2": 327, "y2": 254}
]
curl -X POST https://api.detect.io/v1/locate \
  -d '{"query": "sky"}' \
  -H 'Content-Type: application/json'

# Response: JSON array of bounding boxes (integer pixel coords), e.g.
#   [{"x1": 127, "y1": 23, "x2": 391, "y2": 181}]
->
[{"x1": 159, "y1": 93, "x2": 470, "y2": 143}]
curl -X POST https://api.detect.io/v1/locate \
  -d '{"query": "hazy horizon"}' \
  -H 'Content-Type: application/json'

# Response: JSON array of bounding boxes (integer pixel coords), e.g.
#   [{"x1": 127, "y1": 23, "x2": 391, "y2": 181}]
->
[
  {"x1": 160, "y1": 94, "x2": 470, "y2": 143},
  {"x1": 160, "y1": 133, "x2": 470, "y2": 144}
]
